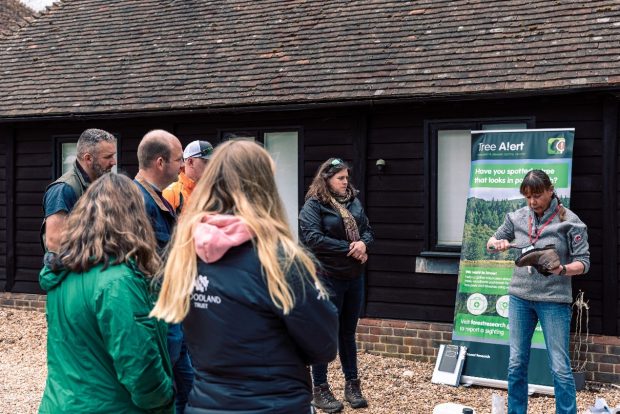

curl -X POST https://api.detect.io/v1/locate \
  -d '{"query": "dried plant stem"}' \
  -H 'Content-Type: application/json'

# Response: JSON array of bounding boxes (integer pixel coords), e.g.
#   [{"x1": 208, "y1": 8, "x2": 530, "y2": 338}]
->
[{"x1": 571, "y1": 290, "x2": 589, "y2": 373}]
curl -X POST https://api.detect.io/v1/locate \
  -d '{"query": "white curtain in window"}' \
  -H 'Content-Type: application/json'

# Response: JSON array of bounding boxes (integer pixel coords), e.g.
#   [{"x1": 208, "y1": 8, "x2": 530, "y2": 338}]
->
[
  {"x1": 437, "y1": 123, "x2": 527, "y2": 246},
  {"x1": 438, "y1": 130, "x2": 471, "y2": 246},
  {"x1": 61, "y1": 143, "x2": 78, "y2": 175},
  {"x1": 264, "y1": 132, "x2": 299, "y2": 241}
]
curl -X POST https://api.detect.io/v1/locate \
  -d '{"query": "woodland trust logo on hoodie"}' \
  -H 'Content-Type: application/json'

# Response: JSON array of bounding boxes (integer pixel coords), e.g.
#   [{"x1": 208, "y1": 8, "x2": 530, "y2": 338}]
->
[{"x1": 192, "y1": 274, "x2": 222, "y2": 309}]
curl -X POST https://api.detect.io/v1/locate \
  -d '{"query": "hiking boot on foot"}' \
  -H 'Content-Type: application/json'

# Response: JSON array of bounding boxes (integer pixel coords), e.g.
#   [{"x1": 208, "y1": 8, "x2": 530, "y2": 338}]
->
[
  {"x1": 344, "y1": 378, "x2": 368, "y2": 409},
  {"x1": 312, "y1": 383, "x2": 344, "y2": 413}
]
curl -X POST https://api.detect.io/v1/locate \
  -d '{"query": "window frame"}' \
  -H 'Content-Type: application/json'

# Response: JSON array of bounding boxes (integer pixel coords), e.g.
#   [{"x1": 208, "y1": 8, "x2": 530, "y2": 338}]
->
[
  {"x1": 423, "y1": 117, "x2": 535, "y2": 256},
  {"x1": 217, "y1": 126, "x2": 305, "y2": 208}
]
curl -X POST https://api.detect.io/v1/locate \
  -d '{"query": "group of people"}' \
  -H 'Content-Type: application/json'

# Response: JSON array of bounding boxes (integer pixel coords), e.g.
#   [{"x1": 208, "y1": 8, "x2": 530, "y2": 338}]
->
[
  {"x1": 39, "y1": 128, "x2": 374, "y2": 414},
  {"x1": 38, "y1": 127, "x2": 589, "y2": 414}
]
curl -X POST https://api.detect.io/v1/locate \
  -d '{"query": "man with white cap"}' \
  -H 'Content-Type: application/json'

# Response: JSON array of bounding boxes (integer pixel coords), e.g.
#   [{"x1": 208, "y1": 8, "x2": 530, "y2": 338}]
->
[{"x1": 163, "y1": 140, "x2": 214, "y2": 214}]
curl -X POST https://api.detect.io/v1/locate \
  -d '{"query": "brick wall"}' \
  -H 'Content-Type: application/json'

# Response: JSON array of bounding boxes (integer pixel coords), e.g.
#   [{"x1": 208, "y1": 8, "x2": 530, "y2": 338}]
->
[
  {"x1": 576, "y1": 335, "x2": 620, "y2": 384},
  {"x1": 356, "y1": 317, "x2": 620, "y2": 385},
  {"x1": 356, "y1": 318, "x2": 452, "y2": 362},
  {"x1": 0, "y1": 292, "x2": 46, "y2": 312}
]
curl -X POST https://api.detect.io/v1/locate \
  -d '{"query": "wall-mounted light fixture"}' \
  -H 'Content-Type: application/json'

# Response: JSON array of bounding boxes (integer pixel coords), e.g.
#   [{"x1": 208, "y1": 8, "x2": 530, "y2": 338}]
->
[{"x1": 376, "y1": 158, "x2": 386, "y2": 172}]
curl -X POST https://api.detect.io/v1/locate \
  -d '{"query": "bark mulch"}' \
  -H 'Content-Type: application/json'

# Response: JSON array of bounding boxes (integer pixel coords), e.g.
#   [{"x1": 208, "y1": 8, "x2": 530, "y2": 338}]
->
[{"x1": 2, "y1": 308, "x2": 618, "y2": 414}]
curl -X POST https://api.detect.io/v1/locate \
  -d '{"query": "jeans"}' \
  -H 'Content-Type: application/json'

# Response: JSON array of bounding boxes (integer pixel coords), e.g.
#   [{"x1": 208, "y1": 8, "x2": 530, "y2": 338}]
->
[
  {"x1": 508, "y1": 295, "x2": 576, "y2": 414},
  {"x1": 312, "y1": 275, "x2": 364, "y2": 385},
  {"x1": 168, "y1": 323, "x2": 194, "y2": 414}
]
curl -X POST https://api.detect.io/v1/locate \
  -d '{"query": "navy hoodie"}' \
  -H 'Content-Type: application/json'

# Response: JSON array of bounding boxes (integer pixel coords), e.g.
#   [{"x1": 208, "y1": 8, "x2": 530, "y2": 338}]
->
[{"x1": 183, "y1": 215, "x2": 338, "y2": 414}]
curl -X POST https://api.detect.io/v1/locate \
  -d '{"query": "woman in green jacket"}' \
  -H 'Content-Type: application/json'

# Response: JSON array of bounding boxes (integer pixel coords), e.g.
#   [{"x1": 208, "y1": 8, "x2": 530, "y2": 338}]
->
[{"x1": 39, "y1": 173, "x2": 174, "y2": 414}]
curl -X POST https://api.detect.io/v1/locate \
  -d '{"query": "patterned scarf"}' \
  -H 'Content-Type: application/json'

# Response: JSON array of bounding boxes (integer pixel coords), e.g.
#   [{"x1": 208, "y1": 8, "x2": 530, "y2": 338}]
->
[{"x1": 328, "y1": 188, "x2": 360, "y2": 242}]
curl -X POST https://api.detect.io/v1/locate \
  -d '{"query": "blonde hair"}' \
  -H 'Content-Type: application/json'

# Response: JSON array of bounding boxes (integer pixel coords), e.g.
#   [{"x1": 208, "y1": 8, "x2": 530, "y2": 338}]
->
[
  {"x1": 151, "y1": 140, "x2": 325, "y2": 323},
  {"x1": 60, "y1": 173, "x2": 160, "y2": 276}
]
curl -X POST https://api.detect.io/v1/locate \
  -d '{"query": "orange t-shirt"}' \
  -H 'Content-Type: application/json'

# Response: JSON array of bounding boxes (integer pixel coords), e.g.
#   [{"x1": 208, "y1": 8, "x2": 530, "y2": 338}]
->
[{"x1": 162, "y1": 172, "x2": 196, "y2": 214}]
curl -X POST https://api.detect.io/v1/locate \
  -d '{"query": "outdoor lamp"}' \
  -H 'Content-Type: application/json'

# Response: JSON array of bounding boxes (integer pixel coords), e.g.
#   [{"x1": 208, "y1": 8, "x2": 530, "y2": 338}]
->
[{"x1": 376, "y1": 158, "x2": 386, "y2": 172}]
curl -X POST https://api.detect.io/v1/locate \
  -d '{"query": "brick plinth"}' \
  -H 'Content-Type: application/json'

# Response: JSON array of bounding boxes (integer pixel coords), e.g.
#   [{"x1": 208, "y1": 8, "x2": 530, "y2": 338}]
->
[
  {"x1": 0, "y1": 292, "x2": 46, "y2": 312},
  {"x1": 357, "y1": 318, "x2": 620, "y2": 385}
]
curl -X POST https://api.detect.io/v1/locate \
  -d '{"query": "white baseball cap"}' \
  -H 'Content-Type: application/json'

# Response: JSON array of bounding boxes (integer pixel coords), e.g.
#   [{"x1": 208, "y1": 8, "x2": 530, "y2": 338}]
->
[{"x1": 183, "y1": 140, "x2": 214, "y2": 160}]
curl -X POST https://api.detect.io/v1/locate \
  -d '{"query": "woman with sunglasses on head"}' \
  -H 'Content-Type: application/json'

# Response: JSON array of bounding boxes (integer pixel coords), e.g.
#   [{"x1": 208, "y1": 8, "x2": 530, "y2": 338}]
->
[
  {"x1": 299, "y1": 158, "x2": 374, "y2": 413},
  {"x1": 487, "y1": 169, "x2": 590, "y2": 414},
  {"x1": 151, "y1": 140, "x2": 338, "y2": 414}
]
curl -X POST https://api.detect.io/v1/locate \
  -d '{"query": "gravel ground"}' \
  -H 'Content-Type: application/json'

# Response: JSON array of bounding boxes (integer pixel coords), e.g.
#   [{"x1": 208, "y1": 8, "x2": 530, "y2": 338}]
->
[{"x1": 1, "y1": 308, "x2": 619, "y2": 414}]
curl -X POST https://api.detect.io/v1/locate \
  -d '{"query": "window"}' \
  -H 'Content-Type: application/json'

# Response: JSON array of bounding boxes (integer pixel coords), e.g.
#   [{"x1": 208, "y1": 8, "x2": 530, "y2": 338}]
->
[
  {"x1": 426, "y1": 119, "x2": 532, "y2": 253},
  {"x1": 60, "y1": 142, "x2": 78, "y2": 176},
  {"x1": 264, "y1": 132, "x2": 299, "y2": 240},
  {"x1": 437, "y1": 130, "x2": 471, "y2": 246},
  {"x1": 219, "y1": 128, "x2": 302, "y2": 240},
  {"x1": 53, "y1": 134, "x2": 119, "y2": 180},
  {"x1": 221, "y1": 130, "x2": 258, "y2": 141}
]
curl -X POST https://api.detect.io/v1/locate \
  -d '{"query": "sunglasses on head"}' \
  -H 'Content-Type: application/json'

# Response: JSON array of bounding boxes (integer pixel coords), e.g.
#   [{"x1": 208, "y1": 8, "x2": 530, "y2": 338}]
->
[{"x1": 330, "y1": 158, "x2": 345, "y2": 167}]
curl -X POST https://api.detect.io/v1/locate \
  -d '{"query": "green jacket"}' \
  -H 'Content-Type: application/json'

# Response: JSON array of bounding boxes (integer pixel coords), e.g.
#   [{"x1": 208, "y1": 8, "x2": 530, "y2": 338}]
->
[{"x1": 39, "y1": 261, "x2": 174, "y2": 414}]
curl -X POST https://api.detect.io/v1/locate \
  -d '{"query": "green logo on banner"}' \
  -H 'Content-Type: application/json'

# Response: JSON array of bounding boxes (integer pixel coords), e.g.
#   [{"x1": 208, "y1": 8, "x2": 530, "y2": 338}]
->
[{"x1": 547, "y1": 137, "x2": 566, "y2": 155}]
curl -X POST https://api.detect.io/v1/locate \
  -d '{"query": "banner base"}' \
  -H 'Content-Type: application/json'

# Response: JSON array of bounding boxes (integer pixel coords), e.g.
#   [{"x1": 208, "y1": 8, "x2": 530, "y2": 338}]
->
[{"x1": 460, "y1": 375, "x2": 555, "y2": 396}]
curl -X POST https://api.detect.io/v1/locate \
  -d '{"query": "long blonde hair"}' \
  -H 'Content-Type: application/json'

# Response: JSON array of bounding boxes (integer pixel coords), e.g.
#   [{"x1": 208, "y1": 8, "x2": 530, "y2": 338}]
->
[
  {"x1": 60, "y1": 173, "x2": 160, "y2": 276},
  {"x1": 151, "y1": 140, "x2": 325, "y2": 323}
]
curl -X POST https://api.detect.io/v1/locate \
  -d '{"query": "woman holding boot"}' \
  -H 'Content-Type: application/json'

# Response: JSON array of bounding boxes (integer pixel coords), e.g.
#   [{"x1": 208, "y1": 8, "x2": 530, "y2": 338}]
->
[
  {"x1": 299, "y1": 157, "x2": 374, "y2": 412},
  {"x1": 487, "y1": 169, "x2": 590, "y2": 414}
]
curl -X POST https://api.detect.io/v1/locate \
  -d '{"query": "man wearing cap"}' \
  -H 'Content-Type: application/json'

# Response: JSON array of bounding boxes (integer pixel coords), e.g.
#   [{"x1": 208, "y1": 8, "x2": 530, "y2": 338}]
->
[
  {"x1": 163, "y1": 140, "x2": 213, "y2": 214},
  {"x1": 41, "y1": 128, "x2": 117, "y2": 252}
]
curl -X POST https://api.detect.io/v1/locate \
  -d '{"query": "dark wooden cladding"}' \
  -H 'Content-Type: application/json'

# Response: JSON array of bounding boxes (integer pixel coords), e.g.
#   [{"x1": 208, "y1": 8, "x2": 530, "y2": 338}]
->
[
  {"x1": 601, "y1": 96, "x2": 618, "y2": 336},
  {"x1": 5, "y1": 129, "x2": 15, "y2": 292},
  {"x1": 0, "y1": 93, "x2": 617, "y2": 336},
  {"x1": 0, "y1": 128, "x2": 6, "y2": 291}
]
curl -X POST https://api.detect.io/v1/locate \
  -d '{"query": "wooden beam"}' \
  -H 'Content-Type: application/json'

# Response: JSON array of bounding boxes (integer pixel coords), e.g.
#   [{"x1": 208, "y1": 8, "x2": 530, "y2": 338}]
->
[
  {"x1": 601, "y1": 96, "x2": 618, "y2": 336},
  {"x1": 353, "y1": 111, "x2": 369, "y2": 315},
  {"x1": 5, "y1": 128, "x2": 16, "y2": 292},
  {"x1": 353, "y1": 112, "x2": 368, "y2": 206}
]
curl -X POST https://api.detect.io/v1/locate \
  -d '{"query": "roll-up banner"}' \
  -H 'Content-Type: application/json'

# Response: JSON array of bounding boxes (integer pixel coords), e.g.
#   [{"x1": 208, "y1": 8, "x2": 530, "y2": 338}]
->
[{"x1": 452, "y1": 129, "x2": 575, "y2": 394}]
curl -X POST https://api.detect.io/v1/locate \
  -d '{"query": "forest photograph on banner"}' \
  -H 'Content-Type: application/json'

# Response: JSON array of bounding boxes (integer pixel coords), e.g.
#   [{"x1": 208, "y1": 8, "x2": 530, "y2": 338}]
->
[{"x1": 452, "y1": 129, "x2": 575, "y2": 390}]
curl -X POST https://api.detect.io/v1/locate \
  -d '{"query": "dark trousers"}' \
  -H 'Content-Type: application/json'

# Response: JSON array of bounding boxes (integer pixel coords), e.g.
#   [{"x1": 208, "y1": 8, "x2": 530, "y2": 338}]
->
[
  {"x1": 168, "y1": 323, "x2": 194, "y2": 414},
  {"x1": 311, "y1": 275, "x2": 364, "y2": 385}
]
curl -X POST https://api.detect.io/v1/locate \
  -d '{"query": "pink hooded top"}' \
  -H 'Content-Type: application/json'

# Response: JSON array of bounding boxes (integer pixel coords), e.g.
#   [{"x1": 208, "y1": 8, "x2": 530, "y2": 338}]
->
[{"x1": 193, "y1": 214, "x2": 254, "y2": 263}]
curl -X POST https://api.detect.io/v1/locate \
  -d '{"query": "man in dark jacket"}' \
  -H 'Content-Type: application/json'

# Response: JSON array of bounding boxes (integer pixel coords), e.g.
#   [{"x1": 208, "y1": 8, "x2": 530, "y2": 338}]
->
[
  {"x1": 134, "y1": 129, "x2": 192, "y2": 414},
  {"x1": 42, "y1": 128, "x2": 116, "y2": 252}
]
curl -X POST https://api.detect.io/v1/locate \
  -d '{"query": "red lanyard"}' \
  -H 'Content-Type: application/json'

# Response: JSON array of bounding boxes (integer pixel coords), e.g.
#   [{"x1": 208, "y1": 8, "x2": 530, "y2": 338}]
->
[{"x1": 528, "y1": 205, "x2": 560, "y2": 246}]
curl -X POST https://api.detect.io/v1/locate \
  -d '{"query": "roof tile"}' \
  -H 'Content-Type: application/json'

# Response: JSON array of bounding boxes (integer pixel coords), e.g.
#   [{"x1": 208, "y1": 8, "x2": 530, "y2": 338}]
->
[{"x1": 1, "y1": 0, "x2": 620, "y2": 117}]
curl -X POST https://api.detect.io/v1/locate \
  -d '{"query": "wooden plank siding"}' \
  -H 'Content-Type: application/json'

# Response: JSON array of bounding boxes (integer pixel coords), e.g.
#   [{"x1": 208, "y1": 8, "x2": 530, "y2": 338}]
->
[
  {"x1": 1, "y1": 92, "x2": 616, "y2": 336},
  {"x1": 0, "y1": 127, "x2": 7, "y2": 291},
  {"x1": 13, "y1": 126, "x2": 55, "y2": 293},
  {"x1": 365, "y1": 111, "x2": 439, "y2": 320},
  {"x1": 615, "y1": 101, "x2": 620, "y2": 336},
  {"x1": 601, "y1": 96, "x2": 617, "y2": 336}
]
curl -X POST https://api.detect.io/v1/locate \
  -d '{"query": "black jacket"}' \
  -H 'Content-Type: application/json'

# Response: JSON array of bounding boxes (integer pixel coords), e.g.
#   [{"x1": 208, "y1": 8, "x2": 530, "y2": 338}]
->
[
  {"x1": 299, "y1": 197, "x2": 374, "y2": 279},
  {"x1": 183, "y1": 242, "x2": 338, "y2": 414}
]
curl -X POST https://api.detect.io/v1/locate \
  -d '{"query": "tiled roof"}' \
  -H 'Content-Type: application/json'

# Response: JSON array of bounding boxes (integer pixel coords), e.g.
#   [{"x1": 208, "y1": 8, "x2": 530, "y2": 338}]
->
[
  {"x1": 1, "y1": 0, "x2": 620, "y2": 117},
  {"x1": 0, "y1": 0, "x2": 35, "y2": 37}
]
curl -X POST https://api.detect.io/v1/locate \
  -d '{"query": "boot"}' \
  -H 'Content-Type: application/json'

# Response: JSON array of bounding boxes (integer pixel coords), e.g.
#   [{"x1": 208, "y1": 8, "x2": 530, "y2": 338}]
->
[
  {"x1": 344, "y1": 378, "x2": 368, "y2": 409},
  {"x1": 312, "y1": 383, "x2": 344, "y2": 413}
]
